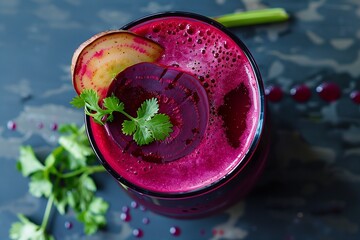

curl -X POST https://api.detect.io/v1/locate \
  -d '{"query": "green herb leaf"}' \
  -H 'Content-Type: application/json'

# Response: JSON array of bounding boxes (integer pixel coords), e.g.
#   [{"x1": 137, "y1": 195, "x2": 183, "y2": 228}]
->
[
  {"x1": 58, "y1": 123, "x2": 79, "y2": 134},
  {"x1": 131, "y1": 98, "x2": 173, "y2": 145},
  {"x1": 81, "y1": 89, "x2": 100, "y2": 108},
  {"x1": 76, "y1": 196, "x2": 108, "y2": 235},
  {"x1": 80, "y1": 174, "x2": 97, "y2": 192},
  {"x1": 88, "y1": 197, "x2": 109, "y2": 215},
  {"x1": 58, "y1": 127, "x2": 94, "y2": 164},
  {"x1": 146, "y1": 114, "x2": 173, "y2": 140},
  {"x1": 70, "y1": 95, "x2": 85, "y2": 108},
  {"x1": 134, "y1": 124, "x2": 153, "y2": 146},
  {"x1": 29, "y1": 173, "x2": 53, "y2": 198},
  {"x1": 53, "y1": 190, "x2": 67, "y2": 215},
  {"x1": 9, "y1": 214, "x2": 54, "y2": 240},
  {"x1": 136, "y1": 97, "x2": 159, "y2": 120},
  {"x1": 71, "y1": 89, "x2": 173, "y2": 146},
  {"x1": 71, "y1": 89, "x2": 105, "y2": 124},
  {"x1": 59, "y1": 135, "x2": 93, "y2": 162},
  {"x1": 11, "y1": 124, "x2": 108, "y2": 239},
  {"x1": 122, "y1": 120, "x2": 136, "y2": 135},
  {"x1": 17, "y1": 146, "x2": 44, "y2": 177},
  {"x1": 103, "y1": 95, "x2": 124, "y2": 112}
]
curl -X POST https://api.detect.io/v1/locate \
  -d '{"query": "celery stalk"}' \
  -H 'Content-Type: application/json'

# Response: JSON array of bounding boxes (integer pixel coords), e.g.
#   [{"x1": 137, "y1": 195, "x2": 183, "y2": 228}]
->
[{"x1": 214, "y1": 8, "x2": 289, "y2": 28}]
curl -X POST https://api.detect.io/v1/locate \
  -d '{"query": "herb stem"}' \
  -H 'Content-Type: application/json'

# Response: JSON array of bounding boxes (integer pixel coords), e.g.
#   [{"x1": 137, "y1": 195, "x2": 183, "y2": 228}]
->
[
  {"x1": 40, "y1": 195, "x2": 54, "y2": 231},
  {"x1": 61, "y1": 168, "x2": 85, "y2": 178},
  {"x1": 61, "y1": 165, "x2": 105, "y2": 178},
  {"x1": 119, "y1": 110, "x2": 135, "y2": 121},
  {"x1": 87, "y1": 165, "x2": 106, "y2": 174}
]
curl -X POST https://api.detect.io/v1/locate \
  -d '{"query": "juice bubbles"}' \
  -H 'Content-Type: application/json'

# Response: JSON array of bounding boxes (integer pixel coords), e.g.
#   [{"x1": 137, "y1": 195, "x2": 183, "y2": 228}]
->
[{"x1": 86, "y1": 12, "x2": 269, "y2": 218}]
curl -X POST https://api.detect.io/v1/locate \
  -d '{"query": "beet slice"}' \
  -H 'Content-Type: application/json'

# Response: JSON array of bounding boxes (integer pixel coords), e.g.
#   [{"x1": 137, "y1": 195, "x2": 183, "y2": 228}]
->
[
  {"x1": 105, "y1": 62, "x2": 209, "y2": 163},
  {"x1": 71, "y1": 30, "x2": 164, "y2": 99}
]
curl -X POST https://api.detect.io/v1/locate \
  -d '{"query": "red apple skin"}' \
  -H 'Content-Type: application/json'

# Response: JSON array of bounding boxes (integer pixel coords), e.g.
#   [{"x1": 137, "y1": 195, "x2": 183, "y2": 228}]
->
[{"x1": 71, "y1": 30, "x2": 164, "y2": 99}]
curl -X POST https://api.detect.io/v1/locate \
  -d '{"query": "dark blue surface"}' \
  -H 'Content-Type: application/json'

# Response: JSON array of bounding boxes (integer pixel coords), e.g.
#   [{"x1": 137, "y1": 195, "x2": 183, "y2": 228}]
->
[{"x1": 1, "y1": 0, "x2": 360, "y2": 239}]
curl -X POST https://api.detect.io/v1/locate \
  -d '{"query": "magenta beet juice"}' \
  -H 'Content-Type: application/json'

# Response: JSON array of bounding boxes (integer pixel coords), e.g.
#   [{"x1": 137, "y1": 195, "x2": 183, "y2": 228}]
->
[{"x1": 86, "y1": 12, "x2": 269, "y2": 218}]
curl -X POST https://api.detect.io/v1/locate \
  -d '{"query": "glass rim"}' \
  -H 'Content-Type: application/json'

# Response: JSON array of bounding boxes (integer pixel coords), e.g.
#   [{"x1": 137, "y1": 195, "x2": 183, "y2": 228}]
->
[{"x1": 85, "y1": 11, "x2": 266, "y2": 198}]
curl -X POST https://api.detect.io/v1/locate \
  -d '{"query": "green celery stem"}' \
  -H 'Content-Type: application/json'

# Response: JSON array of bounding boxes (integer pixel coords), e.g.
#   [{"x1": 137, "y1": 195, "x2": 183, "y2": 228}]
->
[
  {"x1": 61, "y1": 165, "x2": 105, "y2": 178},
  {"x1": 40, "y1": 195, "x2": 54, "y2": 231},
  {"x1": 214, "y1": 8, "x2": 289, "y2": 28}
]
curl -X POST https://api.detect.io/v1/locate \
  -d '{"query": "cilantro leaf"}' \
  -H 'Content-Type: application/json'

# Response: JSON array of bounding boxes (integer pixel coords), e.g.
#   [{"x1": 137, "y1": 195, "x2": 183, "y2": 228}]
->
[
  {"x1": 10, "y1": 214, "x2": 54, "y2": 240},
  {"x1": 80, "y1": 174, "x2": 97, "y2": 192},
  {"x1": 88, "y1": 197, "x2": 108, "y2": 215},
  {"x1": 68, "y1": 174, "x2": 107, "y2": 235},
  {"x1": 58, "y1": 125, "x2": 96, "y2": 169},
  {"x1": 122, "y1": 120, "x2": 136, "y2": 135},
  {"x1": 58, "y1": 123, "x2": 79, "y2": 134},
  {"x1": 11, "y1": 124, "x2": 108, "y2": 239},
  {"x1": 69, "y1": 95, "x2": 85, "y2": 108},
  {"x1": 71, "y1": 89, "x2": 109, "y2": 125},
  {"x1": 77, "y1": 211, "x2": 106, "y2": 235},
  {"x1": 146, "y1": 114, "x2": 173, "y2": 140},
  {"x1": 81, "y1": 89, "x2": 100, "y2": 108},
  {"x1": 102, "y1": 96, "x2": 124, "y2": 122},
  {"x1": 29, "y1": 172, "x2": 52, "y2": 198},
  {"x1": 103, "y1": 95, "x2": 124, "y2": 112},
  {"x1": 134, "y1": 124, "x2": 153, "y2": 146},
  {"x1": 131, "y1": 98, "x2": 173, "y2": 145},
  {"x1": 17, "y1": 146, "x2": 44, "y2": 177},
  {"x1": 136, "y1": 98, "x2": 159, "y2": 120},
  {"x1": 71, "y1": 89, "x2": 173, "y2": 146},
  {"x1": 58, "y1": 130, "x2": 93, "y2": 163},
  {"x1": 44, "y1": 154, "x2": 56, "y2": 170},
  {"x1": 77, "y1": 197, "x2": 108, "y2": 235},
  {"x1": 53, "y1": 190, "x2": 67, "y2": 215}
]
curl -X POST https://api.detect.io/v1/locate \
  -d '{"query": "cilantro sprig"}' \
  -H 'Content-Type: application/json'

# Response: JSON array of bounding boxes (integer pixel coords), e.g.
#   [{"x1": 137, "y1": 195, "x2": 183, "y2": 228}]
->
[
  {"x1": 10, "y1": 124, "x2": 108, "y2": 240},
  {"x1": 71, "y1": 89, "x2": 173, "y2": 146}
]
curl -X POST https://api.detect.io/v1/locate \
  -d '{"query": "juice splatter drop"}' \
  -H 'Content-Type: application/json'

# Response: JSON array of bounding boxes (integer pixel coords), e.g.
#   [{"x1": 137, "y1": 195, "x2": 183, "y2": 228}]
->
[
  {"x1": 51, "y1": 123, "x2": 58, "y2": 131},
  {"x1": 132, "y1": 228, "x2": 143, "y2": 238},
  {"x1": 122, "y1": 205, "x2": 129, "y2": 213},
  {"x1": 290, "y1": 84, "x2": 311, "y2": 103},
  {"x1": 7, "y1": 120, "x2": 16, "y2": 130},
  {"x1": 131, "y1": 201, "x2": 139, "y2": 209},
  {"x1": 140, "y1": 205, "x2": 146, "y2": 211},
  {"x1": 64, "y1": 221, "x2": 73, "y2": 229},
  {"x1": 142, "y1": 217, "x2": 150, "y2": 224},
  {"x1": 170, "y1": 226, "x2": 181, "y2": 236},
  {"x1": 316, "y1": 82, "x2": 341, "y2": 102},
  {"x1": 38, "y1": 122, "x2": 44, "y2": 129},
  {"x1": 120, "y1": 212, "x2": 131, "y2": 222},
  {"x1": 265, "y1": 85, "x2": 283, "y2": 102},
  {"x1": 212, "y1": 229, "x2": 224, "y2": 236},
  {"x1": 350, "y1": 90, "x2": 360, "y2": 104}
]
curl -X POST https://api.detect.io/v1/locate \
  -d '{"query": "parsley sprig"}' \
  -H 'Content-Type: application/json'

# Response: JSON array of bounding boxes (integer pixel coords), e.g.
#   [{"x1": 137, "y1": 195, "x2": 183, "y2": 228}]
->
[
  {"x1": 10, "y1": 124, "x2": 108, "y2": 240},
  {"x1": 71, "y1": 89, "x2": 173, "y2": 146}
]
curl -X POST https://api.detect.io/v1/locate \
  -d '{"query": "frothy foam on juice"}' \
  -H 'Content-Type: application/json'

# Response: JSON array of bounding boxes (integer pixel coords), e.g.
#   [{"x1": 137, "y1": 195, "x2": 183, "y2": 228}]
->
[{"x1": 90, "y1": 16, "x2": 261, "y2": 193}]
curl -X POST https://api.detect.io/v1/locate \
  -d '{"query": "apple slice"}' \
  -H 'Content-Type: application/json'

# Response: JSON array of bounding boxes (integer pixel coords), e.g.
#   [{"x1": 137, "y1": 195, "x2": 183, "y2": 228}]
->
[{"x1": 71, "y1": 30, "x2": 164, "y2": 99}]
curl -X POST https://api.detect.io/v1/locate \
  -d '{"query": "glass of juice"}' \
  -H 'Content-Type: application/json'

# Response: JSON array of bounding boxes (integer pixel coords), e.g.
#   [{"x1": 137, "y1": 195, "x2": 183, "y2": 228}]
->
[{"x1": 85, "y1": 11, "x2": 269, "y2": 218}]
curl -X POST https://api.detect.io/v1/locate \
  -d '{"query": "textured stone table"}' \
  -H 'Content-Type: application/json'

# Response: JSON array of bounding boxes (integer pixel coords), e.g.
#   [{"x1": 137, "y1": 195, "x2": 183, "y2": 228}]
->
[{"x1": 1, "y1": 0, "x2": 359, "y2": 239}]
